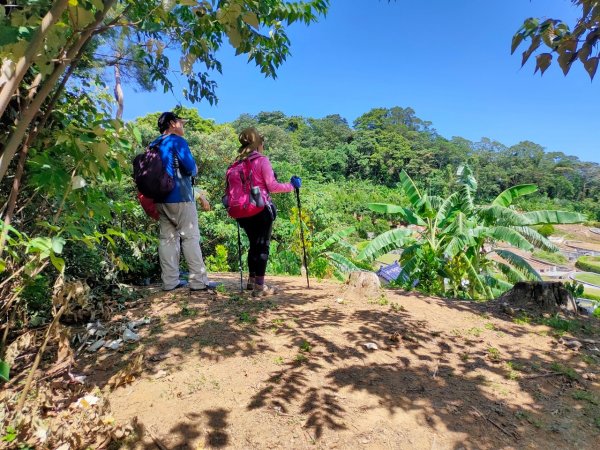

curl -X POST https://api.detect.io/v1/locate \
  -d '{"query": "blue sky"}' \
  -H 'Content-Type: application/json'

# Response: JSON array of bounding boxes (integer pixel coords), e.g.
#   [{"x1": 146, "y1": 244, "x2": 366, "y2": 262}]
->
[{"x1": 121, "y1": 0, "x2": 600, "y2": 163}]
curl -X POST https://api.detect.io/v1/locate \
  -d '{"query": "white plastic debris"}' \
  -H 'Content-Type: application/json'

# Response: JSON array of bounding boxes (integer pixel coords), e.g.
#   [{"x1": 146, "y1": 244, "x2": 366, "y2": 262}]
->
[
  {"x1": 86, "y1": 321, "x2": 107, "y2": 338},
  {"x1": 104, "y1": 339, "x2": 123, "y2": 350},
  {"x1": 153, "y1": 369, "x2": 168, "y2": 380},
  {"x1": 335, "y1": 298, "x2": 344, "y2": 304},
  {"x1": 123, "y1": 328, "x2": 140, "y2": 342},
  {"x1": 127, "y1": 317, "x2": 151, "y2": 330},
  {"x1": 87, "y1": 339, "x2": 106, "y2": 352},
  {"x1": 363, "y1": 342, "x2": 378, "y2": 350},
  {"x1": 76, "y1": 394, "x2": 100, "y2": 408},
  {"x1": 68, "y1": 372, "x2": 87, "y2": 384}
]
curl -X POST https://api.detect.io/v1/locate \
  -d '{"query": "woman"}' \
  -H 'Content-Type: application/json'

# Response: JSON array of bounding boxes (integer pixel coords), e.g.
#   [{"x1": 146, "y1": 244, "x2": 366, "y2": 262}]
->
[{"x1": 233, "y1": 127, "x2": 301, "y2": 296}]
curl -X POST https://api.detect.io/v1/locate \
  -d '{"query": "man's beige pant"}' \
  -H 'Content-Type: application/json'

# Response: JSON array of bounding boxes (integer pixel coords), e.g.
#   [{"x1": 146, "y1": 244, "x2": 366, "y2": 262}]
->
[{"x1": 156, "y1": 202, "x2": 209, "y2": 290}]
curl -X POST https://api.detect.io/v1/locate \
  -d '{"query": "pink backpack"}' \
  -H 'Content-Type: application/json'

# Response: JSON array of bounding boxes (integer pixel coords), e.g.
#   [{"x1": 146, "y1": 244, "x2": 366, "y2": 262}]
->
[{"x1": 222, "y1": 154, "x2": 266, "y2": 219}]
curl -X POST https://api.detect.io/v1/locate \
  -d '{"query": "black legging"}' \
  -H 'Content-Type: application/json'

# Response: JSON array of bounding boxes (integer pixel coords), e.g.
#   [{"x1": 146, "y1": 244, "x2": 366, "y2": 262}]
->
[{"x1": 237, "y1": 208, "x2": 274, "y2": 277}]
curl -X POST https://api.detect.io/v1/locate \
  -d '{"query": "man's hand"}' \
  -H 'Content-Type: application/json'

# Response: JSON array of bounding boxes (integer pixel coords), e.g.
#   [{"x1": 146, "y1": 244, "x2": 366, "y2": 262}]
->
[{"x1": 194, "y1": 188, "x2": 211, "y2": 211}]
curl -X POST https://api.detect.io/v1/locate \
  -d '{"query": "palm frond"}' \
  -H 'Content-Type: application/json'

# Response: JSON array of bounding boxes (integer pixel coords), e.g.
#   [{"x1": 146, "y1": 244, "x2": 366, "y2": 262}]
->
[
  {"x1": 358, "y1": 228, "x2": 413, "y2": 261},
  {"x1": 510, "y1": 226, "x2": 559, "y2": 252},
  {"x1": 323, "y1": 252, "x2": 361, "y2": 273},
  {"x1": 520, "y1": 210, "x2": 587, "y2": 225},
  {"x1": 399, "y1": 170, "x2": 422, "y2": 209},
  {"x1": 493, "y1": 249, "x2": 542, "y2": 281},
  {"x1": 320, "y1": 226, "x2": 357, "y2": 251},
  {"x1": 487, "y1": 226, "x2": 534, "y2": 251},
  {"x1": 492, "y1": 184, "x2": 538, "y2": 207}
]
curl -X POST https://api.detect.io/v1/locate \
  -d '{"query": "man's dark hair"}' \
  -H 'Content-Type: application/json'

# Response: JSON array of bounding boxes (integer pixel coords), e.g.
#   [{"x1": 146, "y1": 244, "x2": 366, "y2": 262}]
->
[{"x1": 158, "y1": 111, "x2": 184, "y2": 133}]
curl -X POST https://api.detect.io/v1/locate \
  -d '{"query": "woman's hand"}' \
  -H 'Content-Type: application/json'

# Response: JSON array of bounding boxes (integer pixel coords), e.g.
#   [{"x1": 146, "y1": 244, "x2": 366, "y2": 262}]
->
[{"x1": 194, "y1": 188, "x2": 211, "y2": 211}]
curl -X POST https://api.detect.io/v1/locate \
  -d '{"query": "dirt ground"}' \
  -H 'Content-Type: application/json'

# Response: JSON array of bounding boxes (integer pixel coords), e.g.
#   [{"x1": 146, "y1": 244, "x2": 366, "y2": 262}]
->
[{"x1": 70, "y1": 273, "x2": 600, "y2": 450}]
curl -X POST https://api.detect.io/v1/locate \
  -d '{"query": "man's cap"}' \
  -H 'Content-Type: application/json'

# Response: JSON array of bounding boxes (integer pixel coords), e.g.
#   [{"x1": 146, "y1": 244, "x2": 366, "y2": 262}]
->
[{"x1": 158, "y1": 111, "x2": 187, "y2": 132}]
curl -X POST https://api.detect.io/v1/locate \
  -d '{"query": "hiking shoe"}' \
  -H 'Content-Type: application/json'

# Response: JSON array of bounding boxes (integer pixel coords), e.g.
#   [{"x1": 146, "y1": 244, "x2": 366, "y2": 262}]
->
[
  {"x1": 252, "y1": 284, "x2": 278, "y2": 297},
  {"x1": 246, "y1": 278, "x2": 255, "y2": 290},
  {"x1": 190, "y1": 281, "x2": 221, "y2": 292},
  {"x1": 163, "y1": 280, "x2": 189, "y2": 291}
]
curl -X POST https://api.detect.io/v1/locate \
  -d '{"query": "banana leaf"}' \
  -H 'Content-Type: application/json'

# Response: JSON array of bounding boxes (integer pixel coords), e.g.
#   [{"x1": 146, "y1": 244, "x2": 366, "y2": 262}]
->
[
  {"x1": 493, "y1": 249, "x2": 542, "y2": 281},
  {"x1": 520, "y1": 210, "x2": 587, "y2": 225},
  {"x1": 399, "y1": 170, "x2": 423, "y2": 209},
  {"x1": 487, "y1": 226, "x2": 534, "y2": 252},
  {"x1": 492, "y1": 184, "x2": 538, "y2": 207},
  {"x1": 358, "y1": 228, "x2": 413, "y2": 261},
  {"x1": 510, "y1": 226, "x2": 559, "y2": 252}
]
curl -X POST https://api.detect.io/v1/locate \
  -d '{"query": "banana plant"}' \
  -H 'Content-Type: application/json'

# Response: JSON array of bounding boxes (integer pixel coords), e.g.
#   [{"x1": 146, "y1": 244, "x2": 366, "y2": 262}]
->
[
  {"x1": 310, "y1": 226, "x2": 365, "y2": 281},
  {"x1": 360, "y1": 166, "x2": 587, "y2": 299}
]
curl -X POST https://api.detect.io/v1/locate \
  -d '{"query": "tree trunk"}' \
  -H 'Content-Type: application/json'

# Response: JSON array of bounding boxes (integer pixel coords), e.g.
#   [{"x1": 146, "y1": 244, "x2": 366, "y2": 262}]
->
[
  {"x1": 498, "y1": 281, "x2": 575, "y2": 314},
  {"x1": 114, "y1": 60, "x2": 124, "y2": 119},
  {"x1": 0, "y1": 0, "x2": 69, "y2": 118},
  {"x1": 0, "y1": 0, "x2": 117, "y2": 182}
]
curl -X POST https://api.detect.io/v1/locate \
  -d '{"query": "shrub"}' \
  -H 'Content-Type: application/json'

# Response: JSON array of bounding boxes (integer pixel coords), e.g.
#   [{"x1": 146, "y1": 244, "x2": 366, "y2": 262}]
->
[
  {"x1": 575, "y1": 256, "x2": 600, "y2": 274},
  {"x1": 205, "y1": 245, "x2": 230, "y2": 272},
  {"x1": 21, "y1": 274, "x2": 52, "y2": 326},
  {"x1": 536, "y1": 224, "x2": 555, "y2": 237}
]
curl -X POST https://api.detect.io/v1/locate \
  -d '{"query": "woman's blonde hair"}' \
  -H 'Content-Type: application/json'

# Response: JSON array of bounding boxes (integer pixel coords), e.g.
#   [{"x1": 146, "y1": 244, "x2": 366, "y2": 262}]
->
[{"x1": 237, "y1": 127, "x2": 264, "y2": 161}]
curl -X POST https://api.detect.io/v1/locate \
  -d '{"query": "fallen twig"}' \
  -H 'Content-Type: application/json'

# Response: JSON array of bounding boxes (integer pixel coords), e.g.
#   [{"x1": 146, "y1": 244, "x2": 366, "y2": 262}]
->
[
  {"x1": 148, "y1": 428, "x2": 168, "y2": 450},
  {"x1": 470, "y1": 406, "x2": 517, "y2": 440},
  {"x1": 522, "y1": 372, "x2": 562, "y2": 380}
]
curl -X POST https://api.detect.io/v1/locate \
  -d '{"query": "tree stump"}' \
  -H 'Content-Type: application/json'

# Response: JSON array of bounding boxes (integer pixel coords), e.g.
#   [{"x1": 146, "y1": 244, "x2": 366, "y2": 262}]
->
[
  {"x1": 498, "y1": 281, "x2": 575, "y2": 314},
  {"x1": 346, "y1": 271, "x2": 381, "y2": 296}
]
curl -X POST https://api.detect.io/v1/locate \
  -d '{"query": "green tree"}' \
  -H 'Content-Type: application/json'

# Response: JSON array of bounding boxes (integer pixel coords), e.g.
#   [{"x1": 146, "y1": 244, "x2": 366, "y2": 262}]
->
[
  {"x1": 513, "y1": 0, "x2": 600, "y2": 79},
  {"x1": 360, "y1": 167, "x2": 587, "y2": 300}
]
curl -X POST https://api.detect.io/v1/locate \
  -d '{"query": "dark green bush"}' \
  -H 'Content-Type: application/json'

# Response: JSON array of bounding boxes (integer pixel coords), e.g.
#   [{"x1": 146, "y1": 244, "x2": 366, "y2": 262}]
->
[
  {"x1": 21, "y1": 274, "x2": 52, "y2": 326},
  {"x1": 575, "y1": 256, "x2": 600, "y2": 274}
]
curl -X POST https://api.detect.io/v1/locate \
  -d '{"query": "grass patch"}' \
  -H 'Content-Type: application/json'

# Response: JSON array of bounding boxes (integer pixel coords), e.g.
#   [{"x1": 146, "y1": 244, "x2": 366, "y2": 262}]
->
[
  {"x1": 238, "y1": 311, "x2": 257, "y2": 324},
  {"x1": 513, "y1": 313, "x2": 532, "y2": 325},
  {"x1": 273, "y1": 356, "x2": 284, "y2": 365},
  {"x1": 487, "y1": 347, "x2": 502, "y2": 362},
  {"x1": 515, "y1": 410, "x2": 543, "y2": 428},
  {"x1": 467, "y1": 327, "x2": 483, "y2": 337},
  {"x1": 540, "y1": 314, "x2": 578, "y2": 333},
  {"x1": 484, "y1": 322, "x2": 496, "y2": 331},
  {"x1": 180, "y1": 301, "x2": 198, "y2": 317},
  {"x1": 390, "y1": 302, "x2": 406, "y2": 312},
  {"x1": 550, "y1": 362, "x2": 579, "y2": 380},
  {"x1": 574, "y1": 272, "x2": 600, "y2": 286},
  {"x1": 532, "y1": 250, "x2": 567, "y2": 265},
  {"x1": 295, "y1": 353, "x2": 308, "y2": 363},
  {"x1": 572, "y1": 390, "x2": 599, "y2": 405},
  {"x1": 299, "y1": 340, "x2": 311, "y2": 352}
]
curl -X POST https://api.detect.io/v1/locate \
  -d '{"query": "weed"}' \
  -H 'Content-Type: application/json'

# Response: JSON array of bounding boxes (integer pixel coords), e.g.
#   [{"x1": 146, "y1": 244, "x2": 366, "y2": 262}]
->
[
  {"x1": 390, "y1": 302, "x2": 406, "y2": 312},
  {"x1": 238, "y1": 312, "x2": 257, "y2": 324},
  {"x1": 369, "y1": 295, "x2": 389, "y2": 306},
  {"x1": 479, "y1": 313, "x2": 491, "y2": 320},
  {"x1": 513, "y1": 314, "x2": 531, "y2": 325},
  {"x1": 541, "y1": 315, "x2": 578, "y2": 333},
  {"x1": 505, "y1": 362, "x2": 521, "y2": 380},
  {"x1": 484, "y1": 322, "x2": 495, "y2": 330},
  {"x1": 215, "y1": 284, "x2": 227, "y2": 294},
  {"x1": 180, "y1": 301, "x2": 198, "y2": 317},
  {"x1": 595, "y1": 417, "x2": 600, "y2": 430},
  {"x1": 467, "y1": 327, "x2": 483, "y2": 337},
  {"x1": 460, "y1": 353, "x2": 470, "y2": 362},
  {"x1": 506, "y1": 361, "x2": 526, "y2": 372},
  {"x1": 300, "y1": 340, "x2": 311, "y2": 352},
  {"x1": 487, "y1": 347, "x2": 502, "y2": 362},
  {"x1": 572, "y1": 390, "x2": 599, "y2": 405},
  {"x1": 550, "y1": 362, "x2": 579, "y2": 380},
  {"x1": 273, "y1": 356, "x2": 284, "y2": 365},
  {"x1": 515, "y1": 411, "x2": 543, "y2": 428},
  {"x1": 271, "y1": 318, "x2": 285, "y2": 328},
  {"x1": 582, "y1": 354, "x2": 597, "y2": 365},
  {"x1": 450, "y1": 328, "x2": 462, "y2": 337},
  {"x1": 295, "y1": 353, "x2": 308, "y2": 363}
]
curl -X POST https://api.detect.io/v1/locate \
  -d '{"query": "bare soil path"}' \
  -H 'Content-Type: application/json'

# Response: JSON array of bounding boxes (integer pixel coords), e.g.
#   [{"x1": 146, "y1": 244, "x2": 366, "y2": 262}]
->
[{"x1": 78, "y1": 274, "x2": 600, "y2": 449}]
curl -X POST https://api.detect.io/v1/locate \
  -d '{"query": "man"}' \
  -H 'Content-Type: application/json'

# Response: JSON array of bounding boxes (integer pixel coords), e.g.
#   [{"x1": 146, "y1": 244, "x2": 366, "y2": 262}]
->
[{"x1": 153, "y1": 111, "x2": 215, "y2": 291}]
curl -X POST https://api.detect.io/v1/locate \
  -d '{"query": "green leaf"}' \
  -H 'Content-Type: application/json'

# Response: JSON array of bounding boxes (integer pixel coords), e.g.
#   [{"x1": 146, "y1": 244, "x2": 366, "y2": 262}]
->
[
  {"x1": 50, "y1": 253, "x2": 65, "y2": 273},
  {"x1": 51, "y1": 236, "x2": 66, "y2": 254},
  {"x1": 535, "y1": 53, "x2": 552, "y2": 75},
  {"x1": 494, "y1": 249, "x2": 541, "y2": 281},
  {"x1": 399, "y1": 170, "x2": 422, "y2": 209},
  {"x1": 323, "y1": 252, "x2": 360, "y2": 273},
  {"x1": 520, "y1": 210, "x2": 586, "y2": 225},
  {"x1": 584, "y1": 56, "x2": 599, "y2": 80},
  {"x1": 367, "y1": 203, "x2": 425, "y2": 226},
  {"x1": 132, "y1": 127, "x2": 142, "y2": 144},
  {"x1": 0, "y1": 359, "x2": 9, "y2": 382},
  {"x1": 487, "y1": 226, "x2": 534, "y2": 251},
  {"x1": 242, "y1": 12, "x2": 260, "y2": 29},
  {"x1": 511, "y1": 32, "x2": 524, "y2": 54},
  {"x1": 358, "y1": 228, "x2": 413, "y2": 261},
  {"x1": 0, "y1": 260, "x2": 5, "y2": 273},
  {"x1": 511, "y1": 226, "x2": 558, "y2": 252},
  {"x1": 492, "y1": 185, "x2": 538, "y2": 207},
  {"x1": 320, "y1": 226, "x2": 356, "y2": 250}
]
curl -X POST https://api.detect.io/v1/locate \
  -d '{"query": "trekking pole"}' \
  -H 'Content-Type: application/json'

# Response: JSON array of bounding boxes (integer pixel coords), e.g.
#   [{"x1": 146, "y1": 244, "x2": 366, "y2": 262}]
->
[
  {"x1": 236, "y1": 222, "x2": 243, "y2": 292},
  {"x1": 295, "y1": 188, "x2": 310, "y2": 288}
]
